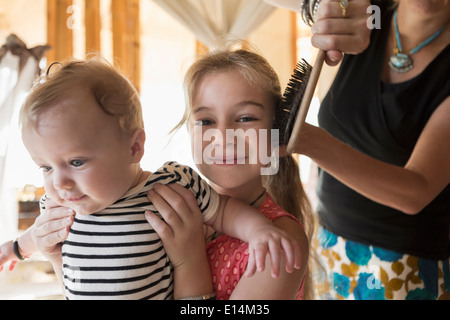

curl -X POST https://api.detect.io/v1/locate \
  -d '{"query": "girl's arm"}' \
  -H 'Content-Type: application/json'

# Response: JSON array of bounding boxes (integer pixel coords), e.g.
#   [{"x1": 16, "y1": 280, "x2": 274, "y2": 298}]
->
[
  {"x1": 297, "y1": 97, "x2": 450, "y2": 214},
  {"x1": 146, "y1": 184, "x2": 308, "y2": 299}
]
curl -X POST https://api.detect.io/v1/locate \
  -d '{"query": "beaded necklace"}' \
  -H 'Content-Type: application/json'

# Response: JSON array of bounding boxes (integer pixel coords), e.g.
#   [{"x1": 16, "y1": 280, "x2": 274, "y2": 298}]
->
[{"x1": 389, "y1": 9, "x2": 446, "y2": 73}]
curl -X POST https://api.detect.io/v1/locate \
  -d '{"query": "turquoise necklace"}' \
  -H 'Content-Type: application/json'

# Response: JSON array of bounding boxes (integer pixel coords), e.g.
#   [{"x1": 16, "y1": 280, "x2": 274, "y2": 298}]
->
[{"x1": 389, "y1": 9, "x2": 446, "y2": 73}]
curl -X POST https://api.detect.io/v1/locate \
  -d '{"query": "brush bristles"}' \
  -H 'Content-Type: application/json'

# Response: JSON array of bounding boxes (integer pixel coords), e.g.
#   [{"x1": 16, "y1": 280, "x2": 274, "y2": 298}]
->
[{"x1": 275, "y1": 59, "x2": 312, "y2": 145}]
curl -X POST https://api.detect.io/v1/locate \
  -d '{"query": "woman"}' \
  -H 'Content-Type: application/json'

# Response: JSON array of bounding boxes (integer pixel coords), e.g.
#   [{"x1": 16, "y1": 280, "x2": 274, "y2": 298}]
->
[{"x1": 295, "y1": 0, "x2": 449, "y2": 299}]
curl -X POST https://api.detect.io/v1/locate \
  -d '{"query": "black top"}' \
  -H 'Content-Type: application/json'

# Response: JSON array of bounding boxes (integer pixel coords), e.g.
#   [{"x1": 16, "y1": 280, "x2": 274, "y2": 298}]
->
[{"x1": 317, "y1": 3, "x2": 450, "y2": 260}]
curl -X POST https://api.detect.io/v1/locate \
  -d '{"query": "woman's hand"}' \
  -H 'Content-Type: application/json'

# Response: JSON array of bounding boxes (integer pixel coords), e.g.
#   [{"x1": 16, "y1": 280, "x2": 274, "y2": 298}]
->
[
  {"x1": 311, "y1": 0, "x2": 372, "y2": 65},
  {"x1": 145, "y1": 183, "x2": 213, "y2": 299},
  {"x1": 264, "y1": 0, "x2": 372, "y2": 65},
  {"x1": 145, "y1": 183, "x2": 206, "y2": 268}
]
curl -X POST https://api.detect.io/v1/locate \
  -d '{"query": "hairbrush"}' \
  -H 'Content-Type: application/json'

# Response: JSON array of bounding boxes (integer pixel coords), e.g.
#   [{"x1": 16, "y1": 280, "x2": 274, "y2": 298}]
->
[{"x1": 279, "y1": 50, "x2": 326, "y2": 154}]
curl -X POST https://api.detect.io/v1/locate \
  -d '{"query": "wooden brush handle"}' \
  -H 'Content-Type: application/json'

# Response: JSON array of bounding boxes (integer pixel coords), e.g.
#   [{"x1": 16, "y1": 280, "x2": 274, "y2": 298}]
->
[{"x1": 286, "y1": 49, "x2": 326, "y2": 154}]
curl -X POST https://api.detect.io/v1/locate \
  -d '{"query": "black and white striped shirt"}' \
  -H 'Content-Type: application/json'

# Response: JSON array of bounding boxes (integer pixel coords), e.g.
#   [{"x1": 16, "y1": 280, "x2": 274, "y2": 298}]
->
[{"x1": 43, "y1": 162, "x2": 219, "y2": 300}]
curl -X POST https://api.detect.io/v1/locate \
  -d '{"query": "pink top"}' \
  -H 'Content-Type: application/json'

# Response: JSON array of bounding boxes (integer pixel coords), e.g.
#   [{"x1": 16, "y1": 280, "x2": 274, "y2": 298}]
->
[{"x1": 206, "y1": 193, "x2": 305, "y2": 300}]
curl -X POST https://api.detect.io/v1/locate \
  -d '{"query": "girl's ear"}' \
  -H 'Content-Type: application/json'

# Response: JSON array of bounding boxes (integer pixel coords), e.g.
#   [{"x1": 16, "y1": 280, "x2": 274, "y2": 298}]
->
[{"x1": 130, "y1": 128, "x2": 146, "y2": 163}]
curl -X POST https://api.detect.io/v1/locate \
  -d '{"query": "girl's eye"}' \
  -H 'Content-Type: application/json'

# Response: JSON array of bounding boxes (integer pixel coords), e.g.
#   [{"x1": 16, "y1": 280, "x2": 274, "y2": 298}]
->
[
  {"x1": 70, "y1": 159, "x2": 85, "y2": 167},
  {"x1": 238, "y1": 116, "x2": 257, "y2": 123}
]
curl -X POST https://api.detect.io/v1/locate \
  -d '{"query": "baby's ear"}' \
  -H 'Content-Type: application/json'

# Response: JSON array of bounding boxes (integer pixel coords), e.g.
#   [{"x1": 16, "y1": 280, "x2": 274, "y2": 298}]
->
[{"x1": 130, "y1": 128, "x2": 146, "y2": 163}]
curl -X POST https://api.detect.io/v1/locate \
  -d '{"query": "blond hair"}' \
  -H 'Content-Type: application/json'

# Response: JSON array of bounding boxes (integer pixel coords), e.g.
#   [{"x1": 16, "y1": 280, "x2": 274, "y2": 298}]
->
[
  {"x1": 177, "y1": 47, "x2": 317, "y2": 299},
  {"x1": 173, "y1": 48, "x2": 281, "y2": 132},
  {"x1": 20, "y1": 56, "x2": 143, "y2": 134}
]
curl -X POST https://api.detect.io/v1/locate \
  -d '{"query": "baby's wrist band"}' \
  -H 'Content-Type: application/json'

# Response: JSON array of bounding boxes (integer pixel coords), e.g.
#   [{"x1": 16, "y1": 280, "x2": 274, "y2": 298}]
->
[{"x1": 13, "y1": 238, "x2": 26, "y2": 261}]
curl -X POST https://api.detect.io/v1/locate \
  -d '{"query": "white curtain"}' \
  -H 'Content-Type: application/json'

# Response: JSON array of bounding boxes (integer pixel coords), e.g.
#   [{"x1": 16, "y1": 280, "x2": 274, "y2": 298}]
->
[
  {"x1": 151, "y1": 0, "x2": 276, "y2": 49},
  {"x1": 0, "y1": 35, "x2": 48, "y2": 243}
]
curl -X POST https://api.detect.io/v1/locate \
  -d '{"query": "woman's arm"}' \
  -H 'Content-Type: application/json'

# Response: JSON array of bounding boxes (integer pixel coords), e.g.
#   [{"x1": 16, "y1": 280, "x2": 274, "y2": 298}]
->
[{"x1": 297, "y1": 97, "x2": 450, "y2": 214}]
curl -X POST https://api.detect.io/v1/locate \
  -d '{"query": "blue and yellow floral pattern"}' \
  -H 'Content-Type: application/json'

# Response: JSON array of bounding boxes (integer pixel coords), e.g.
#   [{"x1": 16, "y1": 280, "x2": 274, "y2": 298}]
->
[{"x1": 315, "y1": 227, "x2": 450, "y2": 300}]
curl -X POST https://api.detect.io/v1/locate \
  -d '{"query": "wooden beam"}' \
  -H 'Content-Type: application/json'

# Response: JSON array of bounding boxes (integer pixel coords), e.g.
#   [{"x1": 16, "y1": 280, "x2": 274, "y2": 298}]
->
[
  {"x1": 47, "y1": 0, "x2": 73, "y2": 64},
  {"x1": 85, "y1": 0, "x2": 101, "y2": 54},
  {"x1": 111, "y1": 0, "x2": 141, "y2": 92},
  {"x1": 291, "y1": 11, "x2": 298, "y2": 68}
]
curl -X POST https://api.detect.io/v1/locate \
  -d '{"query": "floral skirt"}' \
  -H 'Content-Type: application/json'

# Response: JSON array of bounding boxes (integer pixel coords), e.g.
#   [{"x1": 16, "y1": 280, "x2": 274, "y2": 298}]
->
[{"x1": 313, "y1": 227, "x2": 450, "y2": 300}]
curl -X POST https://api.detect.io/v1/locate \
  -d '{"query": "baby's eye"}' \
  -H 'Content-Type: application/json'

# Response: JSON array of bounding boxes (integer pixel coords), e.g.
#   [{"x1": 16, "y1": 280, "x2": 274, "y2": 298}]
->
[
  {"x1": 194, "y1": 119, "x2": 214, "y2": 126},
  {"x1": 39, "y1": 166, "x2": 52, "y2": 173},
  {"x1": 70, "y1": 159, "x2": 86, "y2": 167}
]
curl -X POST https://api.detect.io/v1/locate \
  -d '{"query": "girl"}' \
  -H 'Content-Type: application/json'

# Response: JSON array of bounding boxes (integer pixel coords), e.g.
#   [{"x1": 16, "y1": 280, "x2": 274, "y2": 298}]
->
[{"x1": 146, "y1": 47, "x2": 316, "y2": 299}]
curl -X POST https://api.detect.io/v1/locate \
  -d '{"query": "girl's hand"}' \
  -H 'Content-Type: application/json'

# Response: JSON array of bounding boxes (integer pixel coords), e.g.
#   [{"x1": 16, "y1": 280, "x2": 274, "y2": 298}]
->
[
  {"x1": 31, "y1": 198, "x2": 74, "y2": 264},
  {"x1": 311, "y1": 0, "x2": 372, "y2": 65},
  {"x1": 0, "y1": 241, "x2": 18, "y2": 272},
  {"x1": 145, "y1": 183, "x2": 213, "y2": 299},
  {"x1": 145, "y1": 183, "x2": 206, "y2": 268}
]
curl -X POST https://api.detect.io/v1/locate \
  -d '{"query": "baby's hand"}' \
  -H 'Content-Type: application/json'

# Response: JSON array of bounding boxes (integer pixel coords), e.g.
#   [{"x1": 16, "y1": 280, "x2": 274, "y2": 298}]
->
[
  {"x1": 0, "y1": 240, "x2": 18, "y2": 272},
  {"x1": 244, "y1": 224, "x2": 301, "y2": 278}
]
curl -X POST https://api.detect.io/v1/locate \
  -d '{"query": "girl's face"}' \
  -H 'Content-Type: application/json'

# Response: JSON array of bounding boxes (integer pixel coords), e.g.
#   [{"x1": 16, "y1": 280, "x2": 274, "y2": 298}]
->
[{"x1": 188, "y1": 70, "x2": 276, "y2": 194}]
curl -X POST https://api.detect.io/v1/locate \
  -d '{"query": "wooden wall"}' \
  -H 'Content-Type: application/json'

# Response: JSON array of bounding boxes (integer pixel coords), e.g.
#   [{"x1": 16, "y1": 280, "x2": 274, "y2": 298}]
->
[{"x1": 46, "y1": 0, "x2": 141, "y2": 92}]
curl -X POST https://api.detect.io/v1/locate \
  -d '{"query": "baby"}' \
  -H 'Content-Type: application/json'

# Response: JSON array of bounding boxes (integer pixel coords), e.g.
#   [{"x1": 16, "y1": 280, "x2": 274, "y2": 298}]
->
[{"x1": 9, "y1": 57, "x2": 300, "y2": 299}]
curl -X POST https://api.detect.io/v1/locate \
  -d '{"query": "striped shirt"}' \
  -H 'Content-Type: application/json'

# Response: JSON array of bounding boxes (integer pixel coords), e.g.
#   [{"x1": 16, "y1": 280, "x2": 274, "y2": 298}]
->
[{"x1": 42, "y1": 162, "x2": 219, "y2": 300}]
